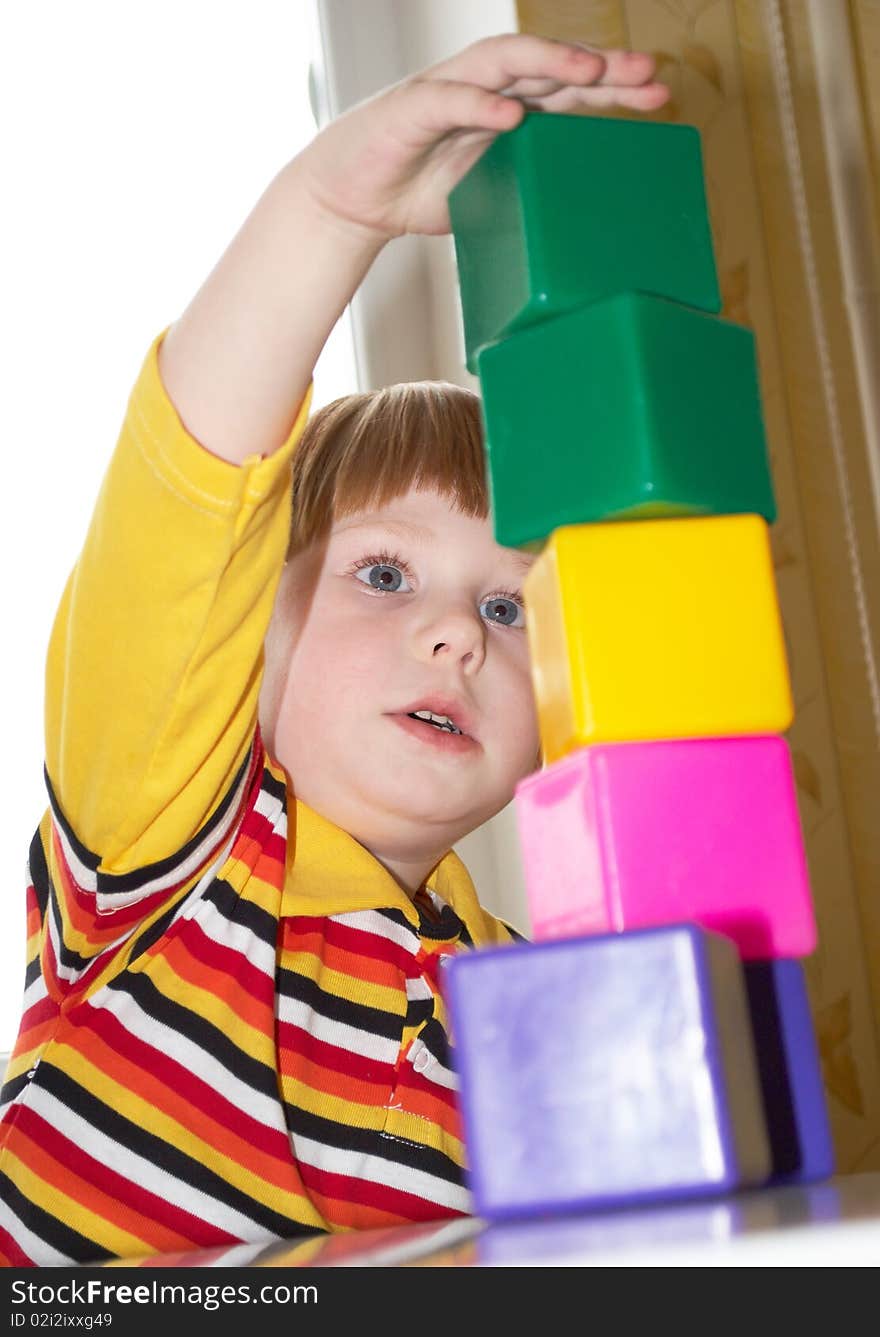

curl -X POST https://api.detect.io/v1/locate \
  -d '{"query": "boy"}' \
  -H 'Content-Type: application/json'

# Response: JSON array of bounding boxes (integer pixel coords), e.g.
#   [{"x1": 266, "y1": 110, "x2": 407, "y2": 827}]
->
[{"x1": 0, "y1": 33, "x2": 669, "y2": 1265}]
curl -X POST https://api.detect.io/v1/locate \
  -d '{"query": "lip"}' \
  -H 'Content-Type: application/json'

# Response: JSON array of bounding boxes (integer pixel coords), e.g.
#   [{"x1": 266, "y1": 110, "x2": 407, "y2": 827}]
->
[
  {"x1": 389, "y1": 713, "x2": 481, "y2": 754},
  {"x1": 395, "y1": 695, "x2": 479, "y2": 741}
]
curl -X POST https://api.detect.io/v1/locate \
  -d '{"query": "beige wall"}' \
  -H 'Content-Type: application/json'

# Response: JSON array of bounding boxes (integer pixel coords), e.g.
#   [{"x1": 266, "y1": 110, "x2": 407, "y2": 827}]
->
[{"x1": 517, "y1": 0, "x2": 880, "y2": 1174}]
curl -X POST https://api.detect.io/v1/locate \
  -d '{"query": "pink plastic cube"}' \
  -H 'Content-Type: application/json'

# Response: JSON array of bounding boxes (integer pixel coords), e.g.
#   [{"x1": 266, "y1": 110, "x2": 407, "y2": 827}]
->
[{"x1": 515, "y1": 735, "x2": 815, "y2": 959}]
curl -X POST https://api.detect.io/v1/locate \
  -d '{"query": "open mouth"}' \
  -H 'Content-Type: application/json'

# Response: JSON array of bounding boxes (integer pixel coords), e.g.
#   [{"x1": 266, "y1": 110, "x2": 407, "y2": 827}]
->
[{"x1": 406, "y1": 709, "x2": 463, "y2": 736}]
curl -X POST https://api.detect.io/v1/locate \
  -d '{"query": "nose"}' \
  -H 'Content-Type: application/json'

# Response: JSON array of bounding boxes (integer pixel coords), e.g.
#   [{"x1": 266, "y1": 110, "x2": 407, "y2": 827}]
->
[{"x1": 413, "y1": 601, "x2": 486, "y2": 674}]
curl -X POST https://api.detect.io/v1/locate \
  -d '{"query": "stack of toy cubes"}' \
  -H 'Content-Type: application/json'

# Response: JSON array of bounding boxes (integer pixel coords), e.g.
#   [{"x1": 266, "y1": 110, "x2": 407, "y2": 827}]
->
[{"x1": 442, "y1": 112, "x2": 835, "y2": 1223}]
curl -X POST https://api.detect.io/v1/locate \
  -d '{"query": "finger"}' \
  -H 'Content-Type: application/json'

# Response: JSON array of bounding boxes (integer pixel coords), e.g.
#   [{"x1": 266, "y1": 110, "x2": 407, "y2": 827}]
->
[
  {"x1": 396, "y1": 77, "x2": 526, "y2": 143},
  {"x1": 496, "y1": 75, "x2": 574, "y2": 100},
  {"x1": 523, "y1": 80, "x2": 671, "y2": 113},
  {"x1": 424, "y1": 31, "x2": 610, "y2": 94},
  {"x1": 591, "y1": 48, "x2": 662, "y2": 87}
]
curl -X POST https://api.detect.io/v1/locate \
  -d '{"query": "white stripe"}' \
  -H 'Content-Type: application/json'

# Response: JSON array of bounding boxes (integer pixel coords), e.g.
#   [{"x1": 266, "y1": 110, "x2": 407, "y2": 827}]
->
[
  {"x1": 21, "y1": 969, "x2": 51, "y2": 1017},
  {"x1": 90, "y1": 990, "x2": 287, "y2": 1134},
  {"x1": 291, "y1": 1131, "x2": 470, "y2": 1213},
  {"x1": 45, "y1": 892, "x2": 138, "y2": 987},
  {"x1": 95, "y1": 813, "x2": 244, "y2": 914},
  {"x1": 335, "y1": 909, "x2": 420, "y2": 955},
  {"x1": 182, "y1": 886, "x2": 277, "y2": 979},
  {"x1": 275, "y1": 994, "x2": 401, "y2": 1065},
  {"x1": 407, "y1": 1037, "x2": 459, "y2": 1092},
  {"x1": 49, "y1": 744, "x2": 253, "y2": 909},
  {"x1": 46, "y1": 903, "x2": 79, "y2": 988},
  {"x1": 26, "y1": 1084, "x2": 287, "y2": 1242},
  {"x1": 254, "y1": 783, "x2": 286, "y2": 835},
  {"x1": 0, "y1": 1199, "x2": 73, "y2": 1266}
]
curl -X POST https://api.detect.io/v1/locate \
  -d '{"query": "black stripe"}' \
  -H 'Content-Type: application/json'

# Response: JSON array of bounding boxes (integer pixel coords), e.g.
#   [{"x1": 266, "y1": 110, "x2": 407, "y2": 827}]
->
[
  {"x1": 261, "y1": 765, "x2": 288, "y2": 806},
  {"x1": 276, "y1": 961, "x2": 403, "y2": 1043},
  {"x1": 38, "y1": 1063, "x2": 322, "y2": 1239},
  {"x1": 0, "y1": 1167, "x2": 110, "y2": 1264},
  {"x1": 47, "y1": 885, "x2": 93, "y2": 977},
  {"x1": 204, "y1": 876, "x2": 279, "y2": 949},
  {"x1": 285, "y1": 1101, "x2": 464, "y2": 1188},
  {"x1": 24, "y1": 955, "x2": 41, "y2": 990},
  {"x1": 28, "y1": 825, "x2": 51, "y2": 924},
  {"x1": 130, "y1": 855, "x2": 281, "y2": 968},
  {"x1": 1, "y1": 1070, "x2": 30, "y2": 1106},
  {"x1": 377, "y1": 907, "x2": 421, "y2": 940},
  {"x1": 421, "y1": 905, "x2": 465, "y2": 942},
  {"x1": 404, "y1": 996, "x2": 434, "y2": 1029},
  {"x1": 42, "y1": 768, "x2": 101, "y2": 873},
  {"x1": 43, "y1": 734, "x2": 257, "y2": 899},
  {"x1": 127, "y1": 890, "x2": 195, "y2": 967},
  {"x1": 377, "y1": 900, "x2": 464, "y2": 944},
  {"x1": 103, "y1": 972, "x2": 280, "y2": 1101},
  {"x1": 415, "y1": 1017, "x2": 452, "y2": 1070}
]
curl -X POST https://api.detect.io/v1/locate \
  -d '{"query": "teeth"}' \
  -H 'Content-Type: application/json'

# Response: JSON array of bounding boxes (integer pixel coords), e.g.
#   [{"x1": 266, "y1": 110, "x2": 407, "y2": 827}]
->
[{"x1": 410, "y1": 709, "x2": 462, "y2": 735}]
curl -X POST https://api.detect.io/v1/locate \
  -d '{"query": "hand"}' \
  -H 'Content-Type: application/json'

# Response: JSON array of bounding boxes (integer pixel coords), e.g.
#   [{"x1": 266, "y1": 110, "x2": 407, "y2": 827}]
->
[{"x1": 296, "y1": 32, "x2": 671, "y2": 242}]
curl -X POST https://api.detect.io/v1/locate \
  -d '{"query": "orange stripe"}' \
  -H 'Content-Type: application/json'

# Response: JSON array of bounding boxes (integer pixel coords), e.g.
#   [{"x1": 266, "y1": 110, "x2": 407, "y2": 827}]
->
[
  {"x1": 9, "y1": 1015, "x2": 57, "y2": 1060},
  {"x1": 300, "y1": 1185, "x2": 419, "y2": 1232},
  {"x1": 279, "y1": 1053, "x2": 390, "y2": 1110},
  {"x1": 157, "y1": 932, "x2": 271, "y2": 1033},
  {"x1": 290, "y1": 927, "x2": 402, "y2": 990},
  {"x1": 5, "y1": 1118, "x2": 194, "y2": 1254},
  {"x1": 64, "y1": 1024, "x2": 301, "y2": 1195},
  {"x1": 392, "y1": 1084, "x2": 461, "y2": 1139},
  {"x1": 253, "y1": 846, "x2": 285, "y2": 886}
]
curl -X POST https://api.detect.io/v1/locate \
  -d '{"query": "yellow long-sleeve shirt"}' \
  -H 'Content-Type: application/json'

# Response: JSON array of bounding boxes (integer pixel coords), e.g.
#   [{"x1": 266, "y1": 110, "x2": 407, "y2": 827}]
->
[{"x1": 0, "y1": 330, "x2": 517, "y2": 1267}]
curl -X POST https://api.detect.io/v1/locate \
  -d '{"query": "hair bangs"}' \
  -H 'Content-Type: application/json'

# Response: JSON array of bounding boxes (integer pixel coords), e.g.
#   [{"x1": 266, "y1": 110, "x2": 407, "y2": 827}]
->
[{"x1": 287, "y1": 380, "x2": 488, "y2": 555}]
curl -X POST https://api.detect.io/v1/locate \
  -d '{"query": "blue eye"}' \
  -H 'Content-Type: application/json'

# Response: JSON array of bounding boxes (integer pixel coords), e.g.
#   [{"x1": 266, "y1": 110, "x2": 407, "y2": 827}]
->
[
  {"x1": 480, "y1": 595, "x2": 524, "y2": 627},
  {"x1": 355, "y1": 562, "x2": 411, "y2": 592}
]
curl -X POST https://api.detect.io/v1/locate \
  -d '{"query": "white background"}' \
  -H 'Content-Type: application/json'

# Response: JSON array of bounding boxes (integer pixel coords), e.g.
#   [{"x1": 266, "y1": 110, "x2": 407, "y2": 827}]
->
[{"x1": 0, "y1": 0, "x2": 357, "y2": 1051}]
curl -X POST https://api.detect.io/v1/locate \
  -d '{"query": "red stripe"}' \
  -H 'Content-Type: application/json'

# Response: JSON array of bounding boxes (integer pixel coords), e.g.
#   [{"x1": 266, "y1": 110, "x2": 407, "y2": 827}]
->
[
  {"x1": 50, "y1": 825, "x2": 170, "y2": 933},
  {"x1": 147, "y1": 916, "x2": 274, "y2": 1010},
  {"x1": 277, "y1": 1019, "x2": 395, "y2": 1086},
  {"x1": 73, "y1": 1002, "x2": 293, "y2": 1164},
  {"x1": 284, "y1": 916, "x2": 417, "y2": 974},
  {"x1": 19, "y1": 992, "x2": 59, "y2": 1032},
  {"x1": 0, "y1": 1220, "x2": 35, "y2": 1267},
  {"x1": 299, "y1": 1159, "x2": 462, "y2": 1224},
  {"x1": 392, "y1": 1062, "x2": 459, "y2": 1116},
  {"x1": 10, "y1": 1105, "x2": 237, "y2": 1249}
]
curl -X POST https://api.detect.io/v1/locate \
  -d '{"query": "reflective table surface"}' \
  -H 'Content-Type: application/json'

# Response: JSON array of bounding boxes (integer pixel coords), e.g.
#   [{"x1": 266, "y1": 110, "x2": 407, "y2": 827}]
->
[{"x1": 94, "y1": 1172, "x2": 880, "y2": 1268}]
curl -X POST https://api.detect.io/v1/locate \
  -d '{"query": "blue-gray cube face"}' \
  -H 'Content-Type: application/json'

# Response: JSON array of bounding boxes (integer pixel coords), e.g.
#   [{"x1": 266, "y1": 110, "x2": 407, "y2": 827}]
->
[
  {"x1": 743, "y1": 961, "x2": 835, "y2": 1185},
  {"x1": 444, "y1": 924, "x2": 770, "y2": 1220}
]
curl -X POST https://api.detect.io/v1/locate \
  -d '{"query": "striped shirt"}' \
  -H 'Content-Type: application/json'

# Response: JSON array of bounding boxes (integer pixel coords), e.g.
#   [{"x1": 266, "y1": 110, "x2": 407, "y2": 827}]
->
[{"x1": 0, "y1": 331, "x2": 518, "y2": 1266}]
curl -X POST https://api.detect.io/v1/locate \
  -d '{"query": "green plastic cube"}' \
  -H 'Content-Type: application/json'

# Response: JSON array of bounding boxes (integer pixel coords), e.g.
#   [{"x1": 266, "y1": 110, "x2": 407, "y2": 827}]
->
[
  {"x1": 449, "y1": 113, "x2": 721, "y2": 374},
  {"x1": 477, "y1": 292, "x2": 776, "y2": 550}
]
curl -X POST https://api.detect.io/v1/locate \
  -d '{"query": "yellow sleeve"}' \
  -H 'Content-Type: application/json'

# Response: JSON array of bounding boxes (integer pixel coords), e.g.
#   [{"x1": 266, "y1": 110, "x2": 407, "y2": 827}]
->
[{"x1": 44, "y1": 327, "x2": 312, "y2": 876}]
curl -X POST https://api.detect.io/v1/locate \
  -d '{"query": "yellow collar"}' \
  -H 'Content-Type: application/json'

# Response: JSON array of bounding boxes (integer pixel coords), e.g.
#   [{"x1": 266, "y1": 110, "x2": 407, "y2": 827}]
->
[{"x1": 280, "y1": 796, "x2": 508, "y2": 946}]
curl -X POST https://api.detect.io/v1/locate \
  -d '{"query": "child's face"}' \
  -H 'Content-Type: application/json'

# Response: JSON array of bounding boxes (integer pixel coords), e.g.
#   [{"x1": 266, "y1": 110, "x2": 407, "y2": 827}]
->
[{"x1": 268, "y1": 486, "x2": 541, "y2": 871}]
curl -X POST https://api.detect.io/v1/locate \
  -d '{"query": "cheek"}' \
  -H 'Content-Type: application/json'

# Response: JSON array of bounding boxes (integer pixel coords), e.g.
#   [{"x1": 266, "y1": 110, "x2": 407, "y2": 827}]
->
[
  {"x1": 492, "y1": 640, "x2": 540, "y2": 743},
  {"x1": 287, "y1": 604, "x2": 396, "y2": 707}
]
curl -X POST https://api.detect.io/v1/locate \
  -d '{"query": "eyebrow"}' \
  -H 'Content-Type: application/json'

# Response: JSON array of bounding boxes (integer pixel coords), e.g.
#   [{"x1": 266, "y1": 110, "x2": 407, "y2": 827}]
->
[
  {"x1": 333, "y1": 517, "x2": 434, "y2": 543},
  {"x1": 334, "y1": 515, "x2": 535, "y2": 577}
]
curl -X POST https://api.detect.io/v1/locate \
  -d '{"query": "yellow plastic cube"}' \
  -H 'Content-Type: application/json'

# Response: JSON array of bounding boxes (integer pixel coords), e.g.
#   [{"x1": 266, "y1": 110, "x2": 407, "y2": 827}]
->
[{"x1": 524, "y1": 515, "x2": 793, "y2": 761}]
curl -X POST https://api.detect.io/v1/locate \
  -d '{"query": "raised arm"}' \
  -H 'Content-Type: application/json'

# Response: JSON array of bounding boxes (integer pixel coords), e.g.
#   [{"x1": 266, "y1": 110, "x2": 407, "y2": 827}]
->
[
  {"x1": 157, "y1": 34, "x2": 669, "y2": 466},
  {"x1": 44, "y1": 34, "x2": 669, "y2": 894}
]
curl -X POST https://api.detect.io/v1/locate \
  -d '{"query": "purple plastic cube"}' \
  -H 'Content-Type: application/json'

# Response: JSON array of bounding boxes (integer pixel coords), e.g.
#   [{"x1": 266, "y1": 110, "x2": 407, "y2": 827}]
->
[
  {"x1": 443, "y1": 924, "x2": 771, "y2": 1221},
  {"x1": 515, "y1": 735, "x2": 816, "y2": 959},
  {"x1": 744, "y1": 960, "x2": 835, "y2": 1185}
]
